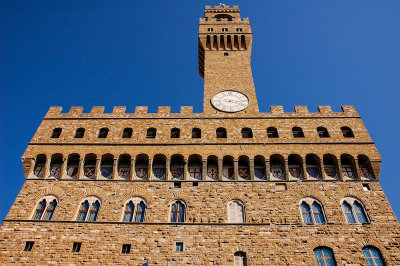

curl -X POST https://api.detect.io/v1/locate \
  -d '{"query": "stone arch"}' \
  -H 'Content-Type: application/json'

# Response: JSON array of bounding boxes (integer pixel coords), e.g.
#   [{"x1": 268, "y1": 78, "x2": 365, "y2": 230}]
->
[
  {"x1": 36, "y1": 185, "x2": 64, "y2": 200},
  {"x1": 222, "y1": 191, "x2": 245, "y2": 204},
  {"x1": 121, "y1": 188, "x2": 152, "y2": 204},
  {"x1": 165, "y1": 191, "x2": 190, "y2": 206},
  {"x1": 76, "y1": 187, "x2": 106, "y2": 203}
]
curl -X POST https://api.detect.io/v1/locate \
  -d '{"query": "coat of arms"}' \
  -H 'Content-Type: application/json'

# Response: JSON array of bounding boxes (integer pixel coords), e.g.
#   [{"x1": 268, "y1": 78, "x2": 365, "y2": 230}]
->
[
  {"x1": 34, "y1": 166, "x2": 44, "y2": 178},
  {"x1": 207, "y1": 166, "x2": 218, "y2": 179},
  {"x1": 271, "y1": 167, "x2": 284, "y2": 179},
  {"x1": 360, "y1": 167, "x2": 373, "y2": 179},
  {"x1": 238, "y1": 168, "x2": 249, "y2": 179},
  {"x1": 136, "y1": 168, "x2": 148, "y2": 179},
  {"x1": 50, "y1": 165, "x2": 61, "y2": 178},
  {"x1": 84, "y1": 167, "x2": 95, "y2": 178},
  {"x1": 119, "y1": 167, "x2": 130, "y2": 178},
  {"x1": 289, "y1": 167, "x2": 302, "y2": 178},
  {"x1": 101, "y1": 166, "x2": 113, "y2": 178},
  {"x1": 324, "y1": 167, "x2": 338, "y2": 179},
  {"x1": 223, "y1": 167, "x2": 234, "y2": 179},
  {"x1": 254, "y1": 168, "x2": 265, "y2": 179},
  {"x1": 67, "y1": 166, "x2": 79, "y2": 178},
  {"x1": 307, "y1": 167, "x2": 320, "y2": 179}
]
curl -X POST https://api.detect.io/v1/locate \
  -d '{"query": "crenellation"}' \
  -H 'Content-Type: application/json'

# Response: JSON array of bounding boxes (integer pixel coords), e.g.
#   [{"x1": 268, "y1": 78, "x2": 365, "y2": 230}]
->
[{"x1": 1, "y1": 5, "x2": 398, "y2": 265}]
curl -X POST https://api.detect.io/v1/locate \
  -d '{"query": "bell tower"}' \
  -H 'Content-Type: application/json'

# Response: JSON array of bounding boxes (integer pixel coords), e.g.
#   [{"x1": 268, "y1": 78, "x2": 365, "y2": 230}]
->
[{"x1": 198, "y1": 5, "x2": 259, "y2": 115}]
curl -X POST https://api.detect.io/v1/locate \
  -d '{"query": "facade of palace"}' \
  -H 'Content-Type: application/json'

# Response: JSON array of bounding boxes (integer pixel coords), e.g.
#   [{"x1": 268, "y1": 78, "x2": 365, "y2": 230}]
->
[{"x1": 0, "y1": 5, "x2": 399, "y2": 265}]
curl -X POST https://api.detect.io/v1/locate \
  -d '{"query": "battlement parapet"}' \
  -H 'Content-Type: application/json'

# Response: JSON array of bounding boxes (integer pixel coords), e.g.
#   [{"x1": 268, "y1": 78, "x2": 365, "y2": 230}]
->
[{"x1": 44, "y1": 105, "x2": 360, "y2": 119}]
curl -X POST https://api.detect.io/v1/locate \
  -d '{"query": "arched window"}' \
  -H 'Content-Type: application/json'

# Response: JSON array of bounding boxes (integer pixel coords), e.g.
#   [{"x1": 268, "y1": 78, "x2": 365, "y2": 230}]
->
[
  {"x1": 238, "y1": 156, "x2": 250, "y2": 179},
  {"x1": 241, "y1": 128, "x2": 253, "y2": 138},
  {"x1": 146, "y1": 128, "x2": 157, "y2": 138},
  {"x1": 228, "y1": 200, "x2": 245, "y2": 223},
  {"x1": 288, "y1": 154, "x2": 303, "y2": 180},
  {"x1": 234, "y1": 251, "x2": 247, "y2": 266},
  {"x1": 188, "y1": 154, "x2": 202, "y2": 180},
  {"x1": 77, "y1": 197, "x2": 101, "y2": 222},
  {"x1": 170, "y1": 128, "x2": 180, "y2": 138},
  {"x1": 74, "y1": 128, "x2": 85, "y2": 138},
  {"x1": 292, "y1": 127, "x2": 304, "y2": 138},
  {"x1": 170, "y1": 201, "x2": 185, "y2": 223},
  {"x1": 98, "y1": 127, "x2": 109, "y2": 138},
  {"x1": 83, "y1": 153, "x2": 96, "y2": 179},
  {"x1": 123, "y1": 198, "x2": 147, "y2": 222},
  {"x1": 192, "y1": 128, "x2": 201, "y2": 138},
  {"x1": 341, "y1": 126, "x2": 354, "y2": 138},
  {"x1": 100, "y1": 154, "x2": 114, "y2": 179},
  {"x1": 33, "y1": 154, "x2": 46, "y2": 178},
  {"x1": 135, "y1": 154, "x2": 149, "y2": 180},
  {"x1": 66, "y1": 153, "x2": 80, "y2": 179},
  {"x1": 363, "y1": 246, "x2": 385, "y2": 266},
  {"x1": 51, "y1": 128, "x2": 62, "y2": 138},
  {"x1": 122, "y1": 128, "x2": 132, "y2": 138},
  {"x1": 300, "y1": 198, "x2": 326, "y2": 224},
  {"x1": 222, "y1": 155, "x2": 234, "y2": 179},
  {"x1": 314, "y1": 247, "x2": 336, "y2": 266},
  {"x1": 207, "y1": 155, "x2": 219, "y2": 180},
  {"x1": 33, "y1": 196, "x2": 58, "y2": 221},
  {"x1": 117, "y1": 154, "x2": 131, "y2": 179},
  {"x1": 270, "y1": 154, "x2": 285, "y2": 180},
  {"x1": 317, "y1": 127, "x2": 330, "y2": 138},
  {"x1": 341, "y1": 154, "x2": 357, "y2": 179},
  {"x1": 358, "y1": 154, "x2": 375, "y2": 180},
  {"x1": 323, "y1": 154, "x2": 339, "y2": 180},
  {"x1": 49, "y1": 153, "x2": 63, "y2": 179},
  {"x1": 216, "y1": 127, "x2": 227, "y2": 138},
  {"x1": 306, "y1": 154, "x2": 321, "y2": 179},
  {"x1": 341, "y1": 197, "x2": 369, "y2": 224},
  {"x1": 170, "y1": 154, "x2": 185, "y2": 180},
  {"x1": 267, "y1": 127, "x2": 279, "y2": 138}
]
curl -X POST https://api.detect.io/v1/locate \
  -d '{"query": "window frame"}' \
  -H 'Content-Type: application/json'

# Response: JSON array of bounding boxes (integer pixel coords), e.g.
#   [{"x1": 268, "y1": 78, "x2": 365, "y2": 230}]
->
[
  {"x1": 314, "y1": 247, "x2": 336, "y2": 266},
  {"x1": 74, "y1": 128, "x2": 85, "y2": 138},
  {"x1": 228, "y1": 200, "x2": 245, "y2": 223},
  {"x1": 362, "y1": 246, "x2": 385, "y2": 266},
  {"x1": 76, "y1": 196, "x2": 101, "y2": 222},
  {"x1": 122, "y1": 198, "x2": 147, "y2": 223},
  {"x1": 341, "y1": 197, "x2": 370, "y2": 224},
  {"x1": 32, "y1": 196, "x2": 58, "y2": 221},
  {"x1": 299, "y1": 198, "x2": 326, "y2": 225},
  {"x1": 170, "y1": 200, "x2": 186, "y2": 223}
]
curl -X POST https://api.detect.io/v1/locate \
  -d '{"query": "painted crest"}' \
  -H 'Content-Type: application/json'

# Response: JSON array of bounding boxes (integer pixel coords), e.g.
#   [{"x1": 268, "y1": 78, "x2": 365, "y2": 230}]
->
[
  {"x1": 153, "y1": 167, "x2": 166, "y2": 179},
  {"x1": 207, "y1": 166, "x2": 218, "y2": 179},
  {"x1": 84, "y1": 167, "x2": 95, "y2": 178},
  {"x1": 171, "y1": 167, "x2": 184, "y2": 179},
  {"x1": 360, "y1": 167, "x2": 373, "y2": 179},
  {"x1": 136, "y1": 168, "x2": 148, "y2": 178},
  {"x1": 289, "y1": 167, "x2": 302, "y2": 178},
  {"x1": 324, "y1": 167, "x2": 338, "y2": 179},
  {"x1": 67, "y1": 166, "x2": 79, "y2": 178},
  {"x1": 189, "y1": 167, "x2": 202, "y2": 179},
  {"x1": 238, "y1": 168, "x2": 249, "y2": 179},
  {"x1": 50, "y1": 165, "x2": 61, "y2": 178},
  {"x1": 119, "y1": 167, "x2": 130, "y2": 178},
  {"x1": 271, "y1": 167, "x2": 284, "y2": 179},
  {"x1": 342, "y1": 167, "x2": 355, "y2": 179},
  {"x1": 101, "y1": 167, "x2": 113, "y2": 178},
  {"x1": 254, "y1": 168, "x2": 265, "y2": 179},
  {"x1": 223, "y1": 167, "x2": 234, "y2": 179},
  {"x1": 307, "y1": 167, "x2": 320, "y2": 179},
  {"x1": 34, "y1": 166, "x2": 44, "y2": 178}
]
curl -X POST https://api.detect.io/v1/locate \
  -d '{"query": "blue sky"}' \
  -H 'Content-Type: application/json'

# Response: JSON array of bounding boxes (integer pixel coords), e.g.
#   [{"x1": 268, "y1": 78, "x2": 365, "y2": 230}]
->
[{"x1": 0, "y1": 1, "x2": 399, "y2": 221}]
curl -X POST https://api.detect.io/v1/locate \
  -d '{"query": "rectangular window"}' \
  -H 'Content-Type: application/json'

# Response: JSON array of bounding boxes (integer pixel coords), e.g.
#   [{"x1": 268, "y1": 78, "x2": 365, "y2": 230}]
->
[
  {"x1": 72, "y1": 242, "x2": 82, "y2": 253},
  {"x1": 222, "y1": 28, "x2": 228, "y2": 32},
  {"x1": 192, "y1": 182, "x2": 198, "y2": 187},
  {"x1": 224, "y1": 52, "x2": 229, "y2": 56},
  {"x1": 174, "y1": 182, "x2": 181, "y2": 189},
  {"x1": 24, "y1": 241, "x2": 34, "y2": 251},
  {"x1": 236, "y1": 28, "x2": 243, "y2": 32},
  {"x1": 175, "y1": 242, "x2": 184, "y2": 252},
  {"x1": 207, "y1": 28, "x2": 213, "y2": 32},
  {"x1": 362, "y1": 183, "x2": 371, "y2": 191},
  {"x1": 122, "y1": 244, "x2": 131, "y2": 254}
]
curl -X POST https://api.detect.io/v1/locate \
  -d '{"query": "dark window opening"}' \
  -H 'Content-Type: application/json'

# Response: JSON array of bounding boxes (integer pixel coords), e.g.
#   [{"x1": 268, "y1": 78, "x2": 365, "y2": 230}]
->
[
  {"x1": 362, "y1": 183, "x2": 371, "y2": 191},
  {"x1": 236, "y1": 28, "x2": 243, "y2": 32},
  {"x1": 74, "y1": 128, "x2": 85, "y2": 138},
  {"x1": 224, "y1": 52, "x2": 229, "y2": 56},
  {"x1": 122, "y1": 244, "x2": 131, "y2": 254},
  {"x1": 98, "y1": 127, "x2": 109, "y2": 138},
  {"x1": 122, "y1": 128, "x2": 132, "y2": 138},
  {"x1": 192, "y1": 182, "x2": 198, "y2": 187},
  {"x1": 207, "y1": 28, "x2": 213, "y2": 32},
  {"x1": 192, "y1": 128, "x2": 201, "y2": 138},
  {"x1": 317, "y1": 127, "x2": 330, "y2": 138},
  {"x1": 170, "y1": 128, "x2": 180, "y2": 138},
  {"x1": 267, "y1": 127, "x2": 279, "y2": 138},
  {"x1": 175, "y1": 242, "x2": 184, "y2": 252},
  {"x1": 241, "y1": 128, "x2": 253, "y2": 138},
  {"x1": 24, "y1": 241, "x2": 34, "y2": 251},
  {"x1": 222, "y1": 28, "x2": 228, "y2": 32},
  {"x1": 341, "y1": 126, "x2": 354, "y2": 138},
  {"x1": 51, "y1": 128, "x2": 62, "y2": 138},
  {"x1": 72, "y1": 242, "x2": 81, "y2": 253},
  {"x1": 216, "y1": 127, "x2": 227, "y2": 138},
  {"x1": 292, "y1": 127, "x2": 305, "y2": 138},
  {"x1": 146, "y1": 128, "x2": 157, "y2": 138},
  {"x1": 174, "y1": 182, "x2": 181, "y2": 189}
]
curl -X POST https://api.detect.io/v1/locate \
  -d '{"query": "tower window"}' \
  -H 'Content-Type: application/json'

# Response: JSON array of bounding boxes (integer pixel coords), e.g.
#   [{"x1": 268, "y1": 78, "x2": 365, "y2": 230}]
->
[
  {"x1": 170, "y1": 201, "x2": 185, "y2": 223},
  {"x1": 234, "y1": 251, "x2": 247, "y2": 266},
  {"x1": 175, "y1": 242, "x2": 184, "y2": 252},
  {"x1": 216, "y1": 127, "x2": 227, "y2": 138},
  {"x1": 317, "y1": 127, "x2": 330, "y2": 138},
  {"x1": 174, "y1": 182, "x2": 181, "y2": 189},
  {"x1": 146, "y1": 128, "x2": 157, "y2": 138},
  {"x1": 24, "y1": 241, "x2": 34, "y2": 251},
  {"x1": 122, "y1": 244, "x2": 131, "y2": 254},
  {"x1": 72, "y1": 242, "x2": 81, "y2": 253},
  {"x1": 241, "y1": 128, "x2": 253, "y2": 138},
  {"x1": 363, "y1": 246, "x2": 385, "y2": 266},
  {"x1": 341, "y1": 126, "x2": 354, "y2": 138},
  {"x1": 236, "y1": 28, "x2": 243, "y2": 32},
  {"x1": 74, "y1": 128, "x2": 85, "y2": 138},
  {"x1": 314, "y1": 247, "x2": 336, "y2": 266},
  {"x1": 292, "y1": 127, "x2": 305, "y2": 138},
  {"x1": 191, "y1": 128, "x2": 201, "y2": 138},
  {"x1": 122, "y1": 128, "x2": 132, "y2": 138},
  {"x1": 207, "y1": 28, "x2": 213, "y2": 32},
  {"x1": 267, "y1": 127, "x2": 279, "y2": 138},
  {"x1": 98, "y1": 127, "x2": 109, "y2": 138},
  {"x1": 222, "y1": 28, "x2": 228, "y2": 32},
  {"x1": 224, "y1": 52, "x2": 229, "y2": 56},
  {"x1": 170, "y1": 128, "x2": 180, "y2": 138},
  {"x1": 51, "y1": 128, "x2": 62, "y2": 138}
]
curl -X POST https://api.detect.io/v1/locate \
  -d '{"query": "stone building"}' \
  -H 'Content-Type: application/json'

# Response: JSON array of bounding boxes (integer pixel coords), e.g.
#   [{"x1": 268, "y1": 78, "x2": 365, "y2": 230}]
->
[{"x1": 0, "y1": 5, "x2": 399, "y2": 265}]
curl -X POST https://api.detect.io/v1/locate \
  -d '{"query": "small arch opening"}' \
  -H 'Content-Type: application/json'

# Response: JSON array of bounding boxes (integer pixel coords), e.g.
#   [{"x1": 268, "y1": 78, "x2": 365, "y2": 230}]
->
[
  {"x1": 51, "y1": 128, "x2": 62, "y2": 138},
  {"x1": 241, "y1": 128, "x2": 253, "y2": 138},
  {"x1": 341, "y1": 126, "x2": 354, "y2": 138},
  {"x1": 306, "y1": 154, "x2": 321, "y2": 179},
  {"x1": 254, "y1": 155, "x2": 266, "y2": 179},
  {"x1": 146, "y1": 128, "x2": 157, "y2": 138},
  {"x1": 323, "y1": 154, "x2": 339, "y2": 179},
  {"x1": 135, "y1": 154, "x2": 149, "y2": 180},
  {"x1": 358, "y1": 154, "x2": 374, "y2": 179},
  {"x1": 49, "y1": 153, "x2": 63, "y2": 179},
  {"x1": 100, "y1": 154, "x2": 114, "y2": 179},
  {"x1": 317, "y1": 127, "x2": 330, "y2": 138},
  {"x1": 207, "y1": 155, "x2": 219, "y2": 180},
  {"x1": 288, "y1": 154, "x2": 303, "y2": 180},
  {"x1": 191, "y1": 128, "x2": 201, "y2": 138},
  {"x1": 66, "y1": 153, "x2": 80, "y2": 179},
  {"x1": 33, "y1": 154, "x2": 46, "y2": 178},
  {"x1": 216, "y1": 127, "x2": 227, "y2": 138},
  {"x1": 222, "y1": 155, "x2": 234, "y2": 179},
  {"x1": 83, "y1": 153, "x2": 96, "y2": 179},
  {"x1": 122, "y1": 128, "x2": 133, "y2": 138},
  {"x1": 170, "y1": 154, "x2": 185, "y2": 180},
  {"x1": 270, "y1": 154, "x2": 285, "y2": 180},
  {"x1": 292, "y1": 127, "x2": 305, "y2": 138},
  {"x1": 238, "y1": 155, "x2": 250, "y2": 180},
  {"x1": 170, "y1": 128, "x2": 180, "y2": 138},
  {"x1": 152, "y1": 154, "x2": 166, "y2": 180},
  {"x1": 74, "y1": 128, "x2": 85, "y2": 138},
  {"x1": 188, "y1": 154, "x2": 202, "y2": 180},
  {"x1": 98, "y1": 127, "x2": 109, "y2": 138},
  {"x1": 118, "y1": 154, "x2": 131, "y2": 179},
  {"x1": 267, "y1": 127, "x2": 279, "y2": 138}
]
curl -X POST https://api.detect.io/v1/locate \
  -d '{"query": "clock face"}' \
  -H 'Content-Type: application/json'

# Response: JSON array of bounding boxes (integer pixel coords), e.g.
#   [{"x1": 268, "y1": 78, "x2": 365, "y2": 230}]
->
[{"x1": 211, "y1": 91, "x2": 249, "y2": 112}]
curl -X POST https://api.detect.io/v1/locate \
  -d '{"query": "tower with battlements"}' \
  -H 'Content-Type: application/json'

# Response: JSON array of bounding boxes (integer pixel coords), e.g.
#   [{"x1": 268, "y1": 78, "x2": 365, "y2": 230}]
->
[{"x1": 0, "y1": 5, "x2": 399, "y2": 265}]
